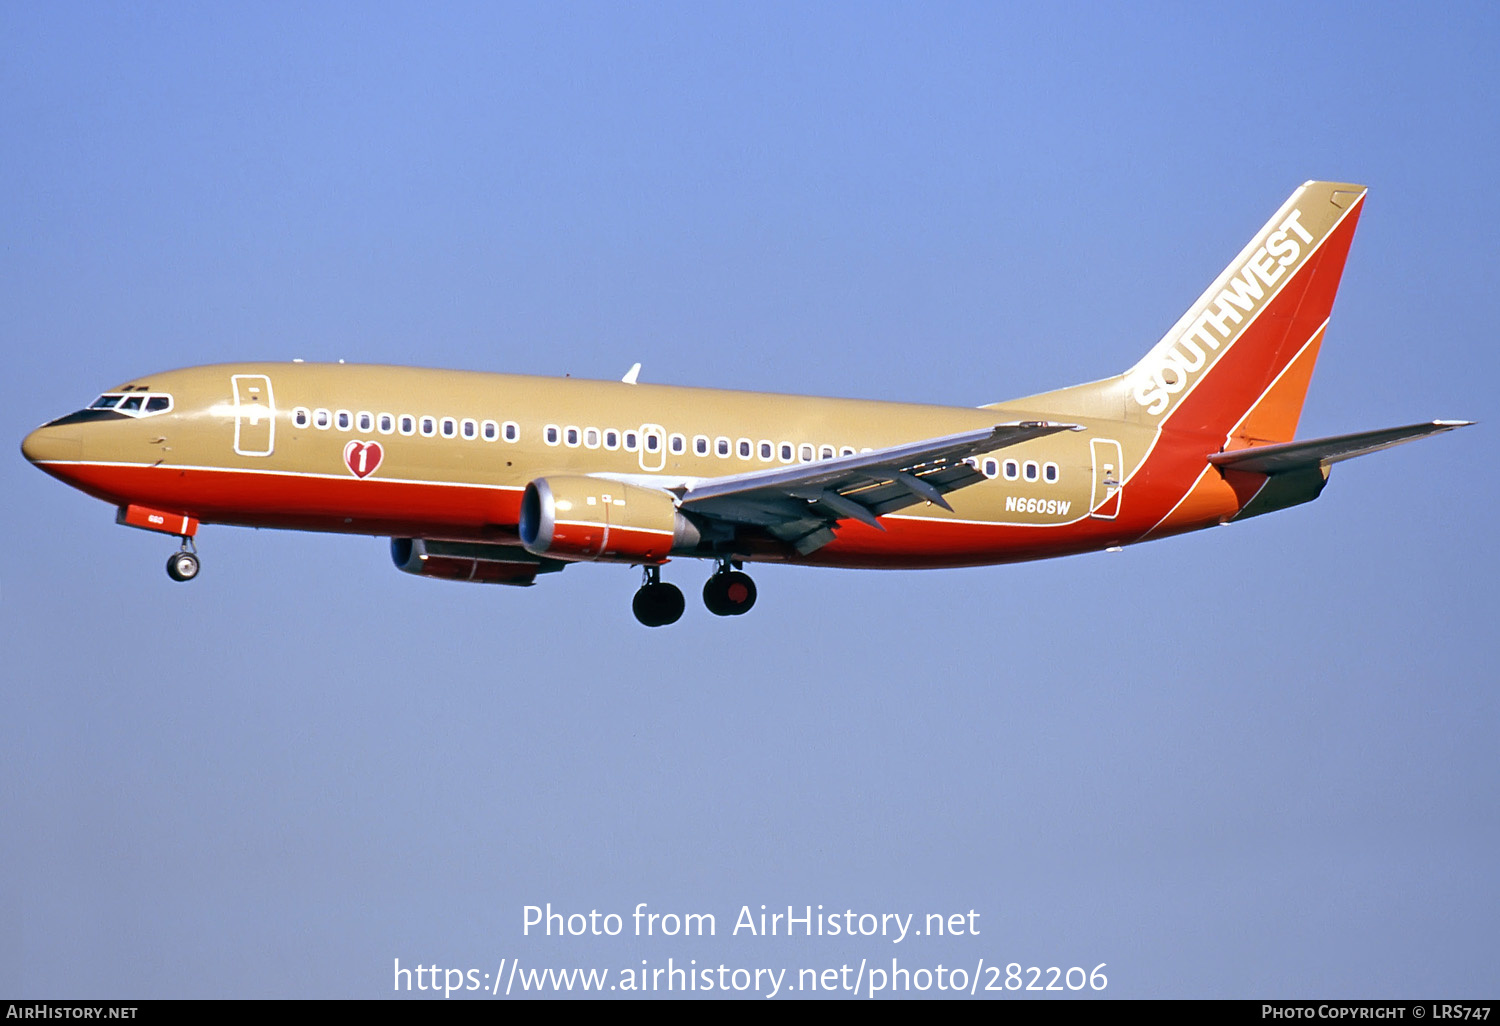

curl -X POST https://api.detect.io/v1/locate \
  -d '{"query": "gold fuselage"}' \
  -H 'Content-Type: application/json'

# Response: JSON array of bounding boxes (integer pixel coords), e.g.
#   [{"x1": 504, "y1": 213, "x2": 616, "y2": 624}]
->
[
  {"x1": 23, "y1": 361, "x2": 1183, "y2": 569},
  {"x1": 24, "y1": 184, "x2": 1381, "y2": 573}
]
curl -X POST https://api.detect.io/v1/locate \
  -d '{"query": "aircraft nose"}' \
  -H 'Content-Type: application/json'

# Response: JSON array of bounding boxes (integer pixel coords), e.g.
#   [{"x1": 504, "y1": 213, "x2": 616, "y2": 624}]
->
[{"x1": 21, "y1": 423, "x2": 83, "y2": 465}]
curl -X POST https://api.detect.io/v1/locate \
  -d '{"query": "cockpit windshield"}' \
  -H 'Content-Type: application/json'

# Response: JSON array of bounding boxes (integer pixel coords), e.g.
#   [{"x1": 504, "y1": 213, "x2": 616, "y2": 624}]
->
[{"x1": 89, "y1": 392, "x2": 174, "y2": 417}]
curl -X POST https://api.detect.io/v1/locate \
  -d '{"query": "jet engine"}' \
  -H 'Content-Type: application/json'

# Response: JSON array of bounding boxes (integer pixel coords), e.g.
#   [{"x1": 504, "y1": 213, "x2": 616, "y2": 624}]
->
[
  {"x1": 390, "y1": 538, "x2": 565, "y2": 586},
  {"x1": 518, "y1": 476, "x2": 701, "y2": 562}
]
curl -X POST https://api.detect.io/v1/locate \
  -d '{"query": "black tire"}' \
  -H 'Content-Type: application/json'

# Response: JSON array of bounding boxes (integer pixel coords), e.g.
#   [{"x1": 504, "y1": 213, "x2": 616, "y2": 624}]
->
[
  {"x1": 632, "y1": 585, "x2": 659, "y2": 626},
  {"x1": 704, "y1": 570, "x2": 756, "y2": 616},
  {"x1": 632, "y1": 583, "x2": 685, "y2": 626},
  {"x1": 166, "y1": 551, "x2": 200, "y2": 582},
  {"x1": 655, "y1": 583, "x2": 685, "y2": 624}
]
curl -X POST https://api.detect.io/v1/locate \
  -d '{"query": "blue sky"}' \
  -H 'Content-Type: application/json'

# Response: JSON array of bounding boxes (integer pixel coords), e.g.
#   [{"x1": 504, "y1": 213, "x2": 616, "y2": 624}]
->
[{"x1": 3, "y1": 2, "x2": 1495, "y2": 999}]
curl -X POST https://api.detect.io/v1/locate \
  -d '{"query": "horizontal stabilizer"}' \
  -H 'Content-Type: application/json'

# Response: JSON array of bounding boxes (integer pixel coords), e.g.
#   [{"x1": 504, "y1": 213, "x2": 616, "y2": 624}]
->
[{"x1": 1208, "y1": 421, "x2": 1472, "y2": 475}]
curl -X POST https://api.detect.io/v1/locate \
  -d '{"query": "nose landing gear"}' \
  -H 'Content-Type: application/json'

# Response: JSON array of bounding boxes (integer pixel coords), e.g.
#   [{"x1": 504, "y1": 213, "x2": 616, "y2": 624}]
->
[
  {"x1": 165, "y1": 537, "x2": 200, "y2": 582},
  {"x1": 703, "y1": 563, "x2": 756, "y2": 617},
  {"x1": 632, "y1": 565, "x2": 685, "y2": 627}
]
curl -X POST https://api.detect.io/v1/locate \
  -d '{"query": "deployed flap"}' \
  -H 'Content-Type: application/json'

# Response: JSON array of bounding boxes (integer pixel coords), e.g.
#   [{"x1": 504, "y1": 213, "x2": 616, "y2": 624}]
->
[
  {"x1": 681, "y1": 421, "x2": 1080, "y2": 552},
  {"x1": 1208, "y1": 420, "x2": 1471, "y2": 475}
]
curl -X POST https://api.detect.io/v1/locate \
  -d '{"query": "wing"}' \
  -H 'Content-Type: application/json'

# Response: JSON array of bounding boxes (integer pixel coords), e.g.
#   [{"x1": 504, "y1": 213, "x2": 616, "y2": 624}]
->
[
  {"x1": 1208, "y1": 421, "x2": 1472, "y2": 474},
  {"x1": 679, "y1": 421, "x2": 1081, "y2": 554}
]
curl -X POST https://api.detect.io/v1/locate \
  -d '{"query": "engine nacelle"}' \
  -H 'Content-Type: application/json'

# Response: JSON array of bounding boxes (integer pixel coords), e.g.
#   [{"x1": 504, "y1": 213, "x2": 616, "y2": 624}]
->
[
  {"x1": 390, "y1": 538, "x2": 565, "y2": 586},
  {"x1": 519, "y1": 476, "x2": 701, "y2": 562}
]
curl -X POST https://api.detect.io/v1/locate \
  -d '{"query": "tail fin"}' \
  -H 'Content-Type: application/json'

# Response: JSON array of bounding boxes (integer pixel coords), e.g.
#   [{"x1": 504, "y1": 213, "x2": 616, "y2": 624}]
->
[{"x1": 1002, "y1": 181, "x2": 1367, "y2": 445}]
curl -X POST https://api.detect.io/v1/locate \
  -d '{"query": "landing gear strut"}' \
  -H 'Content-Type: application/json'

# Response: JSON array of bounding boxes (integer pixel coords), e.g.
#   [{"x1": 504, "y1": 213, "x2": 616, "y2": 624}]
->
[
  {"x1": 632, "y1": 565, "x2": 684, "y2": 627},
  {"x1": 165, "y1": 537, "x2": 200, "y2": 582},
  {"x1": 703, "y1": 562, "x2": 756, "y2": 616}
]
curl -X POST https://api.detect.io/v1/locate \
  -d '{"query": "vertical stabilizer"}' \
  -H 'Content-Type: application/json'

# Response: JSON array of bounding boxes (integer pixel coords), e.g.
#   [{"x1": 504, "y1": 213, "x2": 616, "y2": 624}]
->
[{"x1": 998, "y1": 181, "x2": 1366, "y2": 446}]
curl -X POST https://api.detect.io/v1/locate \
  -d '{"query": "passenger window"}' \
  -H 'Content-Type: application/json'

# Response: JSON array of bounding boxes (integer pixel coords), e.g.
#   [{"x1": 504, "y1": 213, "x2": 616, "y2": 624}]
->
[
  {"x1": 799, "y1": 443, "x2": 814, "y2": 462},
  {"x1": 336, "y1": 410, "x2": 352, "y2": 430},
  {"x1": 293, "y1": 407, "x2": 311, "y2": 428},
  {"x1": 544, "y1": 425, "x2": 560, "y2": 445},
  {"x1": 819, "y1": 445, "x2": 834, "y2": 460},
  {"x1": 716, "y1": 437, "x2": 730, "y2": 457},
  {"x1": 780, "y1": 443, "x2": 794, "y2": 463},
  {"x1": 1003, "y1": 460, "x2": 1019, "y2": 480},
  {"x1": 481, "y1": 420, "x2": 498, "y2": 441},
  {"x1": 461, "y1": 418, "x2": 478, "y2": 440},
  {"x1": 604, "y1": 428, "x2": 619, "y2": 449},
  {"x1": 356, "y1": 411, "x2": 373, "y2": 432},
  {"x1": 564, "y1": 426, "x2": 580, "y2": 447},
  {"x1": 840, "y1": 446, "x2": 855, "y2": 457},
  {"x1": 759, "y1": 441, "x2": 773, "y2": 461},
  {"x1": 624, "y1": 431, "x2": 638, "y2": 452},
  {"x1": 1024, "y1": 461, "x2": 1039, "y2": 481},
  {"x1": 584, "y1": 427, "x2": 600, "y2": 448},
  {"x1": 399, "y1": 415, "x2": 415, "y2": 436},
  {"x1": 420, "y1": 417, "x2": 436, "y2": 437},
  {"x1": 315, "y1": 409, "x2": 331, "y2": 429},
  {"x1": 669, "y1": 433, "x2": 686, "y2": 454},
  {"x1": 983, "y1": 458, "x2": 999, "y2": 479},
  {"x1": 504, "y1": 421, "x2": 519, "y2": 442},
  {"x1": 441, "y1": 417, "x2": 458, "y2": 439},
  {"x1": 694, "y1": 435, "x2": 709, "y2": 456},
  {"x1": 1044, "y1": 462, "x2": 1059, "y2": 483},
  {"x1": 379, "y1": 413, "x2": 395, "y2": 434},
  {"x1": 645, "y1": 433, "x2": 660, "y2": 453},
  {"x1": 737, "y1": 439, "x2": 751, "y2": 459}
]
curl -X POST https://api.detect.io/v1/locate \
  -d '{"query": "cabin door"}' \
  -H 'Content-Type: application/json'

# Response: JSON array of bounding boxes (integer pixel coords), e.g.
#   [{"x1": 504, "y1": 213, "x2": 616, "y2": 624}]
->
[
  {"x1": 1089, "y1": 438, "x2": 1122, "y2": 519},
  {"x1": 231, "y1": 374, "x2": 276, "y2": 456}
]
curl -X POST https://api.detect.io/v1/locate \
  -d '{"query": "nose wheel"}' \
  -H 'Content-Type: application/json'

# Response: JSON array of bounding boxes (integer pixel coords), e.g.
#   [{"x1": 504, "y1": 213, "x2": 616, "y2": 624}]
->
[
  {"x1": 632, "y1": 565, "x2": 684, "y2": 627},
  {"x1": 165, "y1": 538, "x2": 200, "y2": 582},
  {"x1": 703, "y1": 564, "x2": 756, "y2": 616}
]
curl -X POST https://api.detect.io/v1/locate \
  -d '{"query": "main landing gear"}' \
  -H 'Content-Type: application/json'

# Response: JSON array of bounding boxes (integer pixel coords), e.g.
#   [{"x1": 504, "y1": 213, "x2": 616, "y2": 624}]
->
[
  {"x1": 703, "y1": 562, "x2": 756, "y2": 617},
  {"x1": 631, "y1": 562, "x2": 758, "y2": 626},
  {"x1": 632, "y1": 565, "x2": 685, "y2": 627},
  {"x1": 165, "y1": 537, "x2": 200, "y2": 582}
]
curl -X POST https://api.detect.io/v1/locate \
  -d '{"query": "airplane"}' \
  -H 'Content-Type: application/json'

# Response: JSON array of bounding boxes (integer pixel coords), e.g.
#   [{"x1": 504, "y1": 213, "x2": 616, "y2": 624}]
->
[{"x1": 21, "y1": 181, "x2": 1470, "y2": 626}]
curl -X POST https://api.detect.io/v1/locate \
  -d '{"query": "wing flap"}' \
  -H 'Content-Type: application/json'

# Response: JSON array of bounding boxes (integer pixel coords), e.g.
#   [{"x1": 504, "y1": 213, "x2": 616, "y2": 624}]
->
[
  {"x1": 681, "y1": 421, "x2": 1080, "y2": 550},
  {"x1": 684, "y1": 422, "x2": 1077, "y2": 506},
  {"x1": 846, "y1": 462, "x2": 986, "y2": 516}
]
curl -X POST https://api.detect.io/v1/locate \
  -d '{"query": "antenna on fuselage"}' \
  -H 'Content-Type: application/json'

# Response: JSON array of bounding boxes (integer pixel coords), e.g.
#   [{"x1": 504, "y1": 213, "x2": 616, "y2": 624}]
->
[{"x1": 621, "y1": 362, "x2": 642, "y2": 385}]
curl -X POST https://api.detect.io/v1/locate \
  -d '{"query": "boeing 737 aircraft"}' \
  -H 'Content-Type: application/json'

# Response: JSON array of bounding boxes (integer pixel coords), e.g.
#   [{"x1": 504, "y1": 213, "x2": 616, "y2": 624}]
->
[{"x1": 22, "y1": 181, "x2": 1469, "y2": 625}]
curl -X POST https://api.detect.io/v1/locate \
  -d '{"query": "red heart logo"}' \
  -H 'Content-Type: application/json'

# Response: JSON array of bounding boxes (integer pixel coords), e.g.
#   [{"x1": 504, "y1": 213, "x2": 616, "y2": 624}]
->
[{"x1": 343, "y1": 440, "x2": 384, "y2": 478}]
